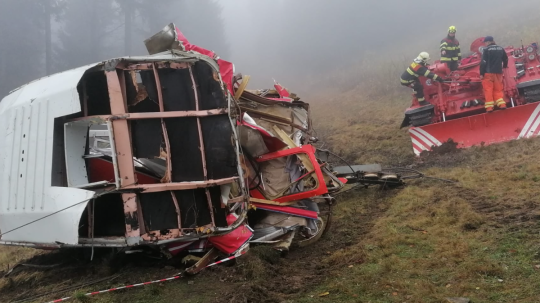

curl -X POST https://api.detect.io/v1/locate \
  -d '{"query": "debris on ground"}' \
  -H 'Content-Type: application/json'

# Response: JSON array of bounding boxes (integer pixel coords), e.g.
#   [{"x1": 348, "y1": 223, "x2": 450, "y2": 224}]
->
[{"x1": 0, "y1": 22, "x2": 408, "y2": 280}]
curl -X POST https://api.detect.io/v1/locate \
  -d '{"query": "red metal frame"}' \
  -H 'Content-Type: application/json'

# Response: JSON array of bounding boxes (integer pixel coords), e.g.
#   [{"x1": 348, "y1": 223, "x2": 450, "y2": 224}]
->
[
  {"x1": 254, "y1": 145, "x2": 328, "y2": 203},
  {"x1": 82, "y1": 58, "x2": 238, "y2": 242},
  {"x1": 405, "y1": 39, "x2": 540, "y2": 154},
  {"x1": 252, "y1": 203, "x2": 318, "y2": 219},
  {"x1": 409, "y1": 101, "x2": 540, "y2": 154}
]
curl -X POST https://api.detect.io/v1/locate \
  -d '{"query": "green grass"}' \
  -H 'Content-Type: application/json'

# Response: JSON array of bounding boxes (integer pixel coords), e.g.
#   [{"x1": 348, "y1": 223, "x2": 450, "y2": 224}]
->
[{"x1": 3, "y1": 12, "x2": 540, "y2": 303}]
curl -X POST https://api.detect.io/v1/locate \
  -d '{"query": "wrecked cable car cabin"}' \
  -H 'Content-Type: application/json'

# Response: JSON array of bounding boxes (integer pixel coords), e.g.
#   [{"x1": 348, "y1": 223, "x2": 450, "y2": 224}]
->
[
  {"x1": 0, "y1": 51, "x2": 249, "y2": 251},
  {"x1": 0, "y1": 23, "x2": 391, "y2": 271}
]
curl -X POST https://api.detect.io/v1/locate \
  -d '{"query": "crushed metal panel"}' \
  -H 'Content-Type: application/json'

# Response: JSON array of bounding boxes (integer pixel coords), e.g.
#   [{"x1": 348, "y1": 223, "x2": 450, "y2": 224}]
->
[
  {"x1": 0, "y1": 64, "x2": 99, "y2": 244},
  {"x1": 144, "y1": 23, "x2": 185, "y2": 55}
]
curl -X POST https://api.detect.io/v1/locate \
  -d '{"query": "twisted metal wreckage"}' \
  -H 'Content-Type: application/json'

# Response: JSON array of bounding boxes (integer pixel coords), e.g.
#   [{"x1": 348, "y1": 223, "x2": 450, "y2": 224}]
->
[{"x1": 0, "y1": 24, "x2": 402, "y2": 274}]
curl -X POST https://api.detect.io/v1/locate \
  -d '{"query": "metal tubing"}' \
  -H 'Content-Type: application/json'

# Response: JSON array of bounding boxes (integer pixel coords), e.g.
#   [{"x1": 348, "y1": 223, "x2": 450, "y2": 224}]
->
[
  {"x1": 68, "y1": 109, "x2": 228, "y2": 123},
  {"x1": 105, "y1": 71, "x2": 136, "y2": 187},
  {"x1": 152, "y1": 64, "x2": 165, "y2": 112},
  {"x1": 188, "y1": 65, "x2": 215, "y2": 227},
  {"x1": 152, "y1": 63, "x2": 172, "y2": 182},
  {"x1": 125, "y1": 62, "x2": 190, "y2": 70},
  {"x1": 122, "y1": 177, "x2": 239, "y2": 192},
  {"x1": 106, "y1": 119, "x2": 121, "y2": 188},
  {"x1": 170, "y1": 191, "x2": 183, "y2": 233}
]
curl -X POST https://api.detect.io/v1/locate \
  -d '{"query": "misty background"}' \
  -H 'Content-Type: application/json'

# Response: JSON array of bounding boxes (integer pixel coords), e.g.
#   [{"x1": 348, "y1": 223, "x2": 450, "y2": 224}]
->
[{"x1": 1, "y1": 0, "x2": 539, "y2": 98}]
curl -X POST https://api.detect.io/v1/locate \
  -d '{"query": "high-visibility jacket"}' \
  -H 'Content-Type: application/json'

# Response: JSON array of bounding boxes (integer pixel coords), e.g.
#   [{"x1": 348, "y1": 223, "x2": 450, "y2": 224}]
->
[
  {"x1": 440, "y1": 37, "x2": 461, "y2": 62},
  {"x1": 400, "y1": 61, "x2": 440, "y2": 84}
]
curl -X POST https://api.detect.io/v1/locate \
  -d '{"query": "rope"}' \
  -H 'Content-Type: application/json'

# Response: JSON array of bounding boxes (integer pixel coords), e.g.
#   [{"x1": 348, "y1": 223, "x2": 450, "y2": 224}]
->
[
  {"x1": 45, "y1": 250, "x2": 248, "y2": 303},
  {"x1": 316, "y1": 148, "x2": 356, "y2": 174},
  {"x1": 384, "y1": 167, "x2": 457, "y2": 183},
  {"x1": 11, "y1": 275, "x2": 121, "y2": 303},
  {"x1": 0, "y1": 184, "x2": 132, "y2": 238}
]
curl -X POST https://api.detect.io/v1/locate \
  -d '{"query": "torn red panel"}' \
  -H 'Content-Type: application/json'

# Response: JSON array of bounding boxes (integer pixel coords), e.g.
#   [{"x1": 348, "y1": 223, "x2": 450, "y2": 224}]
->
[
  {"x1": 87, "y1": 158, "x2": 159, "y2": 184},
  {"x1": 256, "y1": 145, "x2": 329, "y2": 203},
  {"x1": 338, "y1": 177, "x2": 348, "y2": 184},
  {"x1": 273, "y1": 80, "x2": 290, "y2": 98},
  {"x1": 209, "y1": 224, "x2": 253, "y2": 255},
  {"x1": 252, "y1": 203, "x2": 318, "y2": 220},
  {"x1": 174, "y1": 27, "x2": 234, "y2": 94}
]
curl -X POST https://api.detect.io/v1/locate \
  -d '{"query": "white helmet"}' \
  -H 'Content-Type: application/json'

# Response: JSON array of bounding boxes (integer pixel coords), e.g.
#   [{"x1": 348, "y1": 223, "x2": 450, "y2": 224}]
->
[{"x1": 414, "y1": 52, "x2": 430, "y2": 64}]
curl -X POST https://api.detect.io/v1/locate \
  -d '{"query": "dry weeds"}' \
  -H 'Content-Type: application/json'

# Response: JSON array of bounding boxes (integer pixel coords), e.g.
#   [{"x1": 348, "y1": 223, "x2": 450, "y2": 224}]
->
[{"x1": 2, "y1": 12, "x2": 540, "y2": 303}]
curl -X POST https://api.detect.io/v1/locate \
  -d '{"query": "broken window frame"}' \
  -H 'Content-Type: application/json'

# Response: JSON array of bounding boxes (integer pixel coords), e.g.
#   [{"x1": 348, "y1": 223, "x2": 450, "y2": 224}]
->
[
  {"x1": 69, "y1": 58, "x2": 246, "y2": 245},
  {"x1": 252, "y1": 145, "x2": 328, "y2": 203}
]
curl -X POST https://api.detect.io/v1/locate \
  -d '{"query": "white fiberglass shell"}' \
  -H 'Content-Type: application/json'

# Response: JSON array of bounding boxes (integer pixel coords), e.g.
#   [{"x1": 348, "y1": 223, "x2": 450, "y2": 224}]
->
[
  {"x1": 0, "y1": 51, "x2": 235, "y2": 246},
  {"x1": 0, "y1": 64, "x2": 97, "y2": 245}
]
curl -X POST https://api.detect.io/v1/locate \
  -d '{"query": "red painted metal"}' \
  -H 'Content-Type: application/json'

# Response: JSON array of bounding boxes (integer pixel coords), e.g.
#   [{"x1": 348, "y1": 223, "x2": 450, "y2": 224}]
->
[
  {"x1": 121, "y1": 177, "x2": 239, "y2": 192},
  {"x1": 251, "y1": 203, "x2": 318, "y2": 219},
  {"x1": 273, "y1": 80, "x2": 290, "y2": 98},
  {"x1": 404, "y1": 38, "x2": 540, "y2": 154},
  {"x1": 174, "y1": 26, "x2": 234, "y2": 94},
  {"x1": 208, "y1": 217, "x2": 252, "y2": 254},
  {"x1": 410, "y1": 102, "x2": 540, "y2": 154},
  {"x1": 255, "y1": 145, "x2": 328, "y2": 203},
  {"x1": 87, "y1": 158, "x2": 159, "y2": 184},
  {"x1": 46, "y1": 250, "x2": 248, "y2": 303}
]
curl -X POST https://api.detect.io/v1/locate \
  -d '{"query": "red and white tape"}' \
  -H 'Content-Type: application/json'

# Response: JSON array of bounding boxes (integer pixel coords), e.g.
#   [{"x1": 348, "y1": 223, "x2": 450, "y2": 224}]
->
[{"x1": 46, "y1": 250, "x2": 247, "y2": 303}]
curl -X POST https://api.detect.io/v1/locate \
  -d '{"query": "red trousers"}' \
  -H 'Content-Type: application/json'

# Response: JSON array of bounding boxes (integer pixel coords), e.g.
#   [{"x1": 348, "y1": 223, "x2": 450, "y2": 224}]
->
[{"x1": 482, "y1": 73, "x2": 505, "y2": 109}]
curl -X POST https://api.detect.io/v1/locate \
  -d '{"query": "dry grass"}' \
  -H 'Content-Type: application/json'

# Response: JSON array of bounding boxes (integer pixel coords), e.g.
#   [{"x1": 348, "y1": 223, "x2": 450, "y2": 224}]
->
[{"x1": 2, "y1": 12, "x2": 540, "y2": 303}]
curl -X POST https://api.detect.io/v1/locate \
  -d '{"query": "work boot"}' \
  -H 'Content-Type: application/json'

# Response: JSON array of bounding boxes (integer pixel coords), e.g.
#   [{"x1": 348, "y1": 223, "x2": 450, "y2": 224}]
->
[
  {"x1": 485, "y1": 107, "x2": 494, "y2": 113},
  {"x1": 496, "y1": 99, "x2": 506, "y2": 110}
]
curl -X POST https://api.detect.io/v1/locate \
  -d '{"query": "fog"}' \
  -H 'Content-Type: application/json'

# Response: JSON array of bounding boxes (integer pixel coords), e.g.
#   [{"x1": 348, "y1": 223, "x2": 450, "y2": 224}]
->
[{"x1": 0, "y1": 0, "x2": 539, "y2": 97}]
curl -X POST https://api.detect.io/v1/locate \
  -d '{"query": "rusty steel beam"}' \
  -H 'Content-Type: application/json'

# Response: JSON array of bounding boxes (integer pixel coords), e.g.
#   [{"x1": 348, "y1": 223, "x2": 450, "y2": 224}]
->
[
  {"x1": 122, "y1": 193, "x2": 141, "y2": 239},
  {"x1": 170, "y1": 191, "x2": 183, "y2": 233},
  {"x1": 105, "y1": 70, "x2": 136, "y2": 186},
  {"x1": 152, "y1": 63, "x2": 172, "y2": 182},
  {"x1": 141, "y1": 229, "x2": 181, "y2": 242},
  {"x1": 124, "y1": 62, "x2": 190, "y2": 71},
  {"x1": 106, "y1": 70, "x2": 140, "y2": 242},
  {"x1": 152, "y1": 63, "x2": 165, "y2": 112},
  {"x1": 69, "y1": 109, "x2": 228, "y2": 123},
  {"x1": 124, "y1": 63, "x2": 153, "y2": 70},
  {"x1": 118, "y1": 70, "x2": 128, "y2": 109},
  {"x1": 156, "y1": 62, "x2": 190, "y2": 69},
  {"x1": 188, "y1": 65, "x2": 207, "y2": 178},
  {"x1": 160, "y1": 120, "x2": 173, "y2": 182},
  {"x1": 205, "y1": 189, "x2": 216, "y2": 227},
  {"x1": 126, "y1": 109, "x2": 228, "y2": 119},
  {"x1": 188, "y1": 65, "x2": 216, "y2": 227},
  {"x1": 122, "y1": 177, "x2": 239, "y2": 193}
]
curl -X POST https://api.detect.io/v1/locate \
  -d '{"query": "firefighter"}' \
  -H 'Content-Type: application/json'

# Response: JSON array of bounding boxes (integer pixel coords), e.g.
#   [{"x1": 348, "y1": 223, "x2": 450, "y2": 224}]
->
[
  {"x1": 440, "y1": 26, "x2": 461, "y2": 71},
  {"x1": 400, "y1": 52, "x2": 443, "y2": 106},
  {"x1": 480, "y1": 36, "x2": 508, "y2": 112}
]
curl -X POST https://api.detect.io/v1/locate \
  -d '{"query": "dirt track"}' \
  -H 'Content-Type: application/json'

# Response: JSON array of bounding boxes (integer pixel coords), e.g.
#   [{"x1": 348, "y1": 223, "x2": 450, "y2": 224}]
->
[{"x1": 0, "y1": 187, "x2": 396, "y2": 303}]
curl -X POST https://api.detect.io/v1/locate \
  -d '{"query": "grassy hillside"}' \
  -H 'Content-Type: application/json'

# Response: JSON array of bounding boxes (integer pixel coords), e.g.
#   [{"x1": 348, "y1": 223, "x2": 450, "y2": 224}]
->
[{"x1": 2, "y1": 13, "x2": 540, "y2": 303}]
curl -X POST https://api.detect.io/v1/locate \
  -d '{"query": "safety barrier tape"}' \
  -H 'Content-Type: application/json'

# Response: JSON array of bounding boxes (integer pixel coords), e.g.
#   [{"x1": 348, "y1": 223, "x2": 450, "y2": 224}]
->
[{"x1": 45, "y1": 250, "x2": 247, "y2": 303}]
